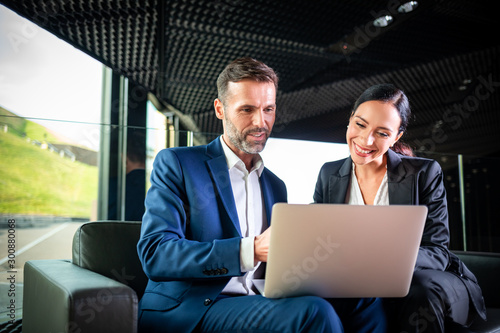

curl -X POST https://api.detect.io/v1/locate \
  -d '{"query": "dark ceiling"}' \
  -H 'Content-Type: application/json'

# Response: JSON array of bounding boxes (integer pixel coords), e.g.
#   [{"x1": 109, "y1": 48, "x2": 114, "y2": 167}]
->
[{"x1": 1, "y1": 0, "x2": 499, "y2": 158}]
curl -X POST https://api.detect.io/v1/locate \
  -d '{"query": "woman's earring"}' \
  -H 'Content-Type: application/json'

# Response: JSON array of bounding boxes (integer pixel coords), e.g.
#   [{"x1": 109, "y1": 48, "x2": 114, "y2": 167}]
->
[{"x1": 346, "y1": 125, "x2": 349, "y2": 128}]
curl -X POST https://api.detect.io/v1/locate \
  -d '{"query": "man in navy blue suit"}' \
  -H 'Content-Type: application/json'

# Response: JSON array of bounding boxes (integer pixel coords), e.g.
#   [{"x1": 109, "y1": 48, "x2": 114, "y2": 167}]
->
[{"x1": 137, "y1": 57, "x2": 386, "y2": 332}]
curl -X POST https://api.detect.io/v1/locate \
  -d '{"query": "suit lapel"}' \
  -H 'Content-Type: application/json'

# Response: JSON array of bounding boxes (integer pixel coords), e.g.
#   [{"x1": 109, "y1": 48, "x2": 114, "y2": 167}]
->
[
  {"x1": 205, "y1": 138, "x2": 242, "y2": 236},
  {"x1": 330, "y1": 151, "x2": 414, "y2": 205},
  {"x1": 259, "y1": 170, "x2": 274, "y2": 226}
]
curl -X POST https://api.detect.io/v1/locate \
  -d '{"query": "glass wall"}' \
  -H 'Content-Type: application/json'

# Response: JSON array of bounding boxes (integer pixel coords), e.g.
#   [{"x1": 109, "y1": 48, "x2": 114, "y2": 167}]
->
[
  {"x1": 0, "y1": 4, "x2": 103, "y2": 324},
  {"x1": 0, "y1": 119, "x2": 99, "y2": 323},
  {"x1": 418, "y1": 151, "x2": 500, "y2": 252}
]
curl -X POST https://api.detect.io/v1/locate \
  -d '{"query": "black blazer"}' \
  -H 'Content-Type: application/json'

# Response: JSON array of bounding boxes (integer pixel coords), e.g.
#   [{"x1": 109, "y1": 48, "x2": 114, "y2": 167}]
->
[{"x1": 313, "y1": 149, "x2": 486, "y2": 325}]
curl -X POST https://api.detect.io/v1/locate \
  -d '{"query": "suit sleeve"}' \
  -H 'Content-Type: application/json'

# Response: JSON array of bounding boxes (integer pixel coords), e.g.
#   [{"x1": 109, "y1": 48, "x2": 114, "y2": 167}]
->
[
  {"x1": 414, "y1": 160, "x2": 451, "y2": 271},
  {"x1": 137, "y1": 149, "x2": 242, "y2": 281}
]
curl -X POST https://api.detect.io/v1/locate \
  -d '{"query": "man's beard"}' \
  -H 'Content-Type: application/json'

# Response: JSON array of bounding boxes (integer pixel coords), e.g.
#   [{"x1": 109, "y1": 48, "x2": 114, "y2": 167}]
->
[{"x1": 225, "y1": 116, "x2": 270, "y2": 154}]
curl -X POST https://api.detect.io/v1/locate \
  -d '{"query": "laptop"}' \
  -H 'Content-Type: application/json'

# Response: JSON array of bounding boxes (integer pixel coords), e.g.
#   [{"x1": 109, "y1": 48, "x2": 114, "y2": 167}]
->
[{"x1": 255, "y1": 203, "x2": 427, "y2": 298}]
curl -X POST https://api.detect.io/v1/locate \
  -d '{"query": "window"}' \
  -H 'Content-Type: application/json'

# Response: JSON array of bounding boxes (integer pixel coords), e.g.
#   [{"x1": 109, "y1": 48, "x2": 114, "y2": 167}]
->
[{"x1": 0, "y1": 5, "x2": 102, "y2": 323}]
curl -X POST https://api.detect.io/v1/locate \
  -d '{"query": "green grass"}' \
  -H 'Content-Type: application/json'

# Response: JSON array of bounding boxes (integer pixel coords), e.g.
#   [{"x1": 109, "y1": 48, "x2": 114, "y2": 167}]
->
[
  {"x1": 0, "y1": 128, "x2": 97, "y2": 217},
  {"x1": 0, "y1": 107, "x2": 25, "y2": 135},
  {"x1": 0, "y1": 107, "x2": 61, "y2": 142},
  {"x1": 23, "y1": 119, "x2": 61, "y2": 143}
]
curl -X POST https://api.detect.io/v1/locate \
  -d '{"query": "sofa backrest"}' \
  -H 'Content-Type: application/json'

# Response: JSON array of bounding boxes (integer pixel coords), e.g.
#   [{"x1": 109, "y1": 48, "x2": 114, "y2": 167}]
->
[
  {"x1": 454, "y1": 250, "x2": 500, "y2": 308},
  {"x1": 72, "y1": 221, "x2": 148, "y2": 299}
]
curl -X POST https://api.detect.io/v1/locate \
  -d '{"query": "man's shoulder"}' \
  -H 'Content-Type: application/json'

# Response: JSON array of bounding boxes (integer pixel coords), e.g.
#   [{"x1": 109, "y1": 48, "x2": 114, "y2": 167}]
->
[
  {"x1": 151, "y1": 146, "x2": 209, "y2": 174},
  {"x1": 262, "y1": 166, "x2": 284, "y2": 183},
  {"x1": 156, "y1": 144, "x2": 210, "y2": 160},
  {"x1": 157, "y1": 138, "x2": 221, "y2": 160},
  {"x1": 167, "y1": 144, "x2": 207, "y2": 155}
]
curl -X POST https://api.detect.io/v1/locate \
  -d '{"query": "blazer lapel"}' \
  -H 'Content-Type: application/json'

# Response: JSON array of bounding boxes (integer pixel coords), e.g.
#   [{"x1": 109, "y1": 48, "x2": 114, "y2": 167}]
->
[
  {"x1": 259, "y1": 170, "x2": 275, "y2": 226},
  {"x1": 387, "y1": 149, "x2": 414, "y2": 205},
  {"x1": 205, "y1": 138, "x2": 241, "y2": 236}
]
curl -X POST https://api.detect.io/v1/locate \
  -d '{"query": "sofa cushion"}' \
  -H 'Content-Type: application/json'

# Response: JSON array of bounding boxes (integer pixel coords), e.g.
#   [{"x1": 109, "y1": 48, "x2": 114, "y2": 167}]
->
[{"x1": 72, "y1": 221, "x2": 148, "y2": 298}]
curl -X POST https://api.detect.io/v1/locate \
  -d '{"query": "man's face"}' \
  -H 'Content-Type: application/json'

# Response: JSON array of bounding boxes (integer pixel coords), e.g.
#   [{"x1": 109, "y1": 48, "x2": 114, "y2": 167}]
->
[{"x1": 215, "y1": 79, "x2": 276, "y2": 158}]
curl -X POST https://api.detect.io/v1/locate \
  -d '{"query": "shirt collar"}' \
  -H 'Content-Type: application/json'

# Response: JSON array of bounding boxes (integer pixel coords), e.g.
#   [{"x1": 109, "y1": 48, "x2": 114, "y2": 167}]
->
[{"x1": 219, "y1": 136, "x2": 264, "y2": 176}]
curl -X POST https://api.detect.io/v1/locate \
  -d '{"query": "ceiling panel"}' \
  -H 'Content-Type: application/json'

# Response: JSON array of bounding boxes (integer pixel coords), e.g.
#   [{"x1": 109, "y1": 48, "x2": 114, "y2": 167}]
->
[{"x1": 1, "y1": 0, "x2": 498, "y2": 157}]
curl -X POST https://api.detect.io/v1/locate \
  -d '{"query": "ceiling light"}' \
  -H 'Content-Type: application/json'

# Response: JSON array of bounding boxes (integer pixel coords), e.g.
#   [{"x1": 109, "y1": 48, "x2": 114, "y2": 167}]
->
[
  {"x1": 373, "y1": 15, "x2": 393, "y2": 27},
  {"x1": 458, "y1": 79, "x2": 472, "y2": 91},
  {"x1": 398, "y1": 1, "x2": 419, "y2": 13}
]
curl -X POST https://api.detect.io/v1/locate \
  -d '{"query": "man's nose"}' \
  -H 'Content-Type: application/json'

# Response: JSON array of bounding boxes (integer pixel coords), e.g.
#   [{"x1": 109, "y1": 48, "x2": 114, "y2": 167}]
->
[{"x1": 252, "y1": 110, "x2": 266, "y2": 127}]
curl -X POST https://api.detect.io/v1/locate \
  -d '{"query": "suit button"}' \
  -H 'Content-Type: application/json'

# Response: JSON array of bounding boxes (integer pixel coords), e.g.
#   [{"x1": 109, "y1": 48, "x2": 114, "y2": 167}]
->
[
  {"x1": 204, "y1": 298, "x2": 212, "y2": 306},
  {"x1": 221, "y1": 268, "x2": 228, "y2": 274}
]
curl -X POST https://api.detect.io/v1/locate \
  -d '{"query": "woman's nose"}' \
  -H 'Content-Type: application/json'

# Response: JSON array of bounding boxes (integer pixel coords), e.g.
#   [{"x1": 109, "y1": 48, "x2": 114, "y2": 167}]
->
[{"x1": 360, "y1": 133, "x2": 375, "y2": 146}]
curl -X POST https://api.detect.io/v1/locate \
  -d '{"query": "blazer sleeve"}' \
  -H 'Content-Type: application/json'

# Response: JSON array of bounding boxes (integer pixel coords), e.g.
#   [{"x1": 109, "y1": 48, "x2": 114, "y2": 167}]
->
[
  {"x1": 313, "y1": 164, "x2": 327, "y2": 203},
  {"x1": 413, "y1": 158, "x2": 487, "y2": 321},
  {"x1": 413, "y1": 159, "x2": 451, "y2": 271},
  {"x1": 137, "y1": 148, "x2": 242, "y2": 281}
]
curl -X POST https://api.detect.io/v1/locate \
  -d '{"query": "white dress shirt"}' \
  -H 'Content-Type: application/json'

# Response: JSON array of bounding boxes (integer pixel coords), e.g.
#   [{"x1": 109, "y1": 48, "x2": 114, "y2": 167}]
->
[
  {"x1": 347, "y1": 162, "x2": 389, "y2": 205},
  {"x1": 219, "y1": 137, "x2": 267, "y2": 295}
]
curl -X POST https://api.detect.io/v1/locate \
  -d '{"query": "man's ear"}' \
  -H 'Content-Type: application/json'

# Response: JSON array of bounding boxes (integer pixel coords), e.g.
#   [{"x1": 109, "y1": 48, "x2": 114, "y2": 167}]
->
[{"x1": 214, "y1": 98, "x2": 224, "y2": 120}]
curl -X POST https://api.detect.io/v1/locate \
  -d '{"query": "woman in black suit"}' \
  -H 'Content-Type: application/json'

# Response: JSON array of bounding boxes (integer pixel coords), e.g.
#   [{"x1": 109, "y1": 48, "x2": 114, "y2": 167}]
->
[{"x1": 314, "y1": 84, "x2": 486, "y2": 332}]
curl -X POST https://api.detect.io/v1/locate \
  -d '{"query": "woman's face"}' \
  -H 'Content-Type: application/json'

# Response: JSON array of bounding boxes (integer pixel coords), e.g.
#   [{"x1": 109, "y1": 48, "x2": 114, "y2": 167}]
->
[{"x1": 346, "y1": 100, "x2": 403, "y2": 167}]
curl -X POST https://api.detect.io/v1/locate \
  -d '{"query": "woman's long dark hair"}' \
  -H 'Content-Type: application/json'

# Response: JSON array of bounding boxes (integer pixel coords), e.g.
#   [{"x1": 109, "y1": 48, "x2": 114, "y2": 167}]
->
[{"x1": 351, "y1": 83, "x2": 414, "y2": 156}]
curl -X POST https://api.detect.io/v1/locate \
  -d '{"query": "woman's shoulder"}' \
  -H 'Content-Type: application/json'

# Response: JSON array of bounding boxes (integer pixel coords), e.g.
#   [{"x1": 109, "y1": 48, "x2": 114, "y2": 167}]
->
[
  {"x1": 319, "y1": 157, "x2": 350, "y2": 175},
  {"x1": 397, "y1": 153, "x2": 443, "y2": 174},
  {"x1": 322, "y1": 157, "x2": 348, "y2": 166}
]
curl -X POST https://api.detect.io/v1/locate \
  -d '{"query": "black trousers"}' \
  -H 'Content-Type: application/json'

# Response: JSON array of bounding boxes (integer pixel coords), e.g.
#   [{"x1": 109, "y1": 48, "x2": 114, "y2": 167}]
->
[{"x1": 384, "y1": 269, "x2": 470, "y2": 333}]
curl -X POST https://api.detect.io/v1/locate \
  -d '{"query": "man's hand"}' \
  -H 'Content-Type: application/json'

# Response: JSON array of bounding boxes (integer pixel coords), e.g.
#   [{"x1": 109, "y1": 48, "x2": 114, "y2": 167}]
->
[{"x1": 254, "y1": 226, "x2": 271, "y2": 263}]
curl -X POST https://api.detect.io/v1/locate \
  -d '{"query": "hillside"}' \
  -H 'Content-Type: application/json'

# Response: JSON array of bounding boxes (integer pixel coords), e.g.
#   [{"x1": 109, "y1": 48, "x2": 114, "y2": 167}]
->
[
  {"x1": 0, "y1": 108, "x2": 97, "y2": 217},
  {"x1": 0, "y1": 107, "x2": 62, "y2": 143}
]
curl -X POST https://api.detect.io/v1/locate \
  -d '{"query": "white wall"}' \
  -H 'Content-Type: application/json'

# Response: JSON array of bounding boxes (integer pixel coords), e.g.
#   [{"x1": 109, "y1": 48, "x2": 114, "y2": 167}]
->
[{"x1": 261, "y1": 138, "x2": 349, "y2": 204}]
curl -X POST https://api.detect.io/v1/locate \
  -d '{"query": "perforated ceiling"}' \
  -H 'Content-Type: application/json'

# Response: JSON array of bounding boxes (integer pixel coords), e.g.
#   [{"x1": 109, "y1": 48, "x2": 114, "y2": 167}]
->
[{"x1": 1, "y1": 0, "x2": 499, "y2": 157}]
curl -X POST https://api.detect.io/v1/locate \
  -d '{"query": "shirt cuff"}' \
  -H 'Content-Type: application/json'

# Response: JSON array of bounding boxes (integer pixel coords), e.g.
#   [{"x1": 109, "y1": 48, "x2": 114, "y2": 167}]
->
[{"x1": 240, "y1": 237, "x2": 255, "y2": 272}]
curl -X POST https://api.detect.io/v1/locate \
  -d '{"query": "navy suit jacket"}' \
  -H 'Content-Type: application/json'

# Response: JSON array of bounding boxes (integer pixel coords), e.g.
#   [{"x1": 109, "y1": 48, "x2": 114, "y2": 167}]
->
[
  {"x1": 313, "y1": 149, "x2": 486, "y2": 325},
  {"x1": 137, "y1": 137, "x2": 287, "y2": 333}
]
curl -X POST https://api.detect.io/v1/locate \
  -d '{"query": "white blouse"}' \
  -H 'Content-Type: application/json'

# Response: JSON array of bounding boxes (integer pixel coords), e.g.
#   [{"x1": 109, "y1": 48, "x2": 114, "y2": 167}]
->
[{"x1": 347, "y1": 162, "x2": 389, "y2": 205}]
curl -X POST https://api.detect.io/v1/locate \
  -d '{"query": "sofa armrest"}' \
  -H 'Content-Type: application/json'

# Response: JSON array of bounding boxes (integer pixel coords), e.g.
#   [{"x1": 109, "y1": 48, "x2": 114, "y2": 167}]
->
[
  {"x1": 453, "y1": 251, "x2": 500, "y2": 309},
  {"x1": 23, "y1": 259, "x2": 138, "y2": 333}
]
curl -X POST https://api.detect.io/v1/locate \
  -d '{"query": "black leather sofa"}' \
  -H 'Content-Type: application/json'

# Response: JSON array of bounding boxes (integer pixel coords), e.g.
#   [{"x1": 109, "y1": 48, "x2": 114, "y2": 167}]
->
[
  {"x1": 23, "y1": 221, "x2": 145, "y2": 333},
  {"x1": 22, "y1": 221, "x2": 500, "y2": 332}
]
